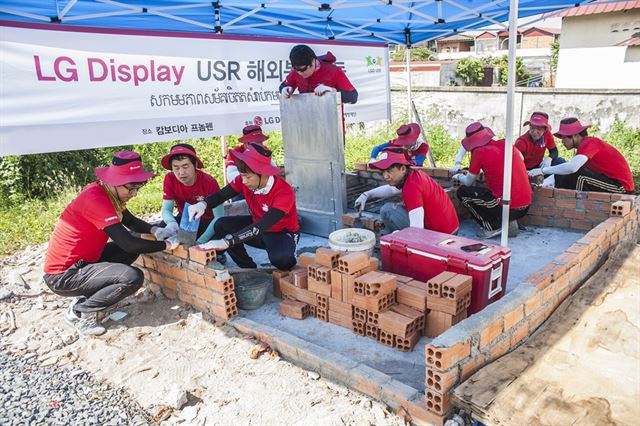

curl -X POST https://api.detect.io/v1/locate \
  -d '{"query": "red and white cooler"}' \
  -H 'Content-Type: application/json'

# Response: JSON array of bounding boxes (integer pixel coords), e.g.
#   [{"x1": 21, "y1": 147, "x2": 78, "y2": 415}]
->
[{"x1": 380, "y1": 228, "x2": 511, "y2": 314}]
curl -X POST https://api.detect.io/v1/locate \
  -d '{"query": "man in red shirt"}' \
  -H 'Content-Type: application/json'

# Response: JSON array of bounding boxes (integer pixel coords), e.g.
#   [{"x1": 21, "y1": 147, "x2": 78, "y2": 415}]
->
[
  {"x1": 369, "y1": 123, "x2": 430, "y2": 167},
  {"x1": 189, "y1": 143, "x2": 299, "y2": 270},
  {"x1": 528, "y1": 117, "x2": 634, "y2": 193},
  {"x1": 355, "y1": 148, "x2": 459, "y2": 235},
  {"x1": 160, "y1": 143, "x2": 222, "y2": 245},
  {"x1": 515, "y1": 111, "x2": 565, "y2": 170},
  {"x1": 453, "y1": 122, "x2": 532, "y2": 239},
  {"x1": 43, "y1": 152, "x2": 179, "y2": 336},
  {"x1": 225, "y1": 125, "x2": 270, "y2": 184},
  {"x1": 279, "y1": 45, "x2": 358, "y2": 104}
]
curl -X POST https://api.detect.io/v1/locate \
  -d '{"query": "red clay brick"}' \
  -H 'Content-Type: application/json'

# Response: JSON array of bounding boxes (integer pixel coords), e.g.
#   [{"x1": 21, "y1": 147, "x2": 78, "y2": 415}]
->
[
  {"x1": 525, "y1": 293, "x2": 543, "y2": 316},
  {"x1": 510, "y1": 322, "x2": 530, "y2": 348},
  {"x1": 460, "y1": 355, "x2": 487, "y2": 382},
  {"x1": 188, "y1": 247, "x2": 216, "y2": 265},
  {"x1": 298, "y1": 252, "x2": 315, "y2": 267},
  {"x1": 528, "y1": 308, "x2": 546, "y2": 332},
  {"x1": 563, "y1": 210, "x2": 586, "y2": 220},
  {"x1": 570, "y1": 220, "x2": 593, "y2": 231},
  {"x1": 424, "y1": 389, "x2": 450, "y2": 416},
  {"x1": 535, "y1": 187, "x2": 554, "y2": 198},
  {"x1": 425, "y1": 366, "x2": 458, "y2": 394},
  {"x1": 425, "y1": 341, "x2": 471, "y2": 371},
  {"x1": 503, "y1": 305, "x2": 524, "y2": 331},
  {"x1": 553, "y1": 188, "x2": 576, "y2": 198},
  {"x1": 479, "y1": 318, "x2": 503, "y2": 348},
  {"x1": 588, "y1": 192, "x2": 612, "y2": 202},
  {"x1": 556, "y1": 199, "x2": 577, "y2": 210},
  {"x1": 488, "y1": 338, "x2": 511, "y2": 359}
]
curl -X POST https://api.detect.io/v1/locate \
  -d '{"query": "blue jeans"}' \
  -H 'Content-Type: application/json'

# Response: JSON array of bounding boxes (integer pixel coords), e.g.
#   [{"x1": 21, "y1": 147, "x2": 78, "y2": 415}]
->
[{"x1": 380, "y1": 202, "x2": 410, "y2": 234}]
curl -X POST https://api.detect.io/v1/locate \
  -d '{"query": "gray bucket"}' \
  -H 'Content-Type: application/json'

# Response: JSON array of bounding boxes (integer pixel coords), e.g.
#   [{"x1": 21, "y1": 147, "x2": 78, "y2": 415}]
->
[{"x1": 233, "y1": 270, "x2": 271, "y2": 310}]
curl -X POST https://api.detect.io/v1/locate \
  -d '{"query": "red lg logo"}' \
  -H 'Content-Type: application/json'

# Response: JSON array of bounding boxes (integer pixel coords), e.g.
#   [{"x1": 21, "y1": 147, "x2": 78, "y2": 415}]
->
[{"x1": 253, "y1": 116, "x2": 263, "y2": 126}]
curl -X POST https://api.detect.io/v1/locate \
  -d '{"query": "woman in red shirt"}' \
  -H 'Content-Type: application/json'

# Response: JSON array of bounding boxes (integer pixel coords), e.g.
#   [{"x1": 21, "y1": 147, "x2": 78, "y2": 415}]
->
[
  {"x1": 453, "y1": 122, "x2": 532, "y2": 239},
  {"x1": 43, "y1": 152, "x2": 178, "y2": 336},
  {"x1": 189, "y1": 143, "x2": 299, "y2": 270}
]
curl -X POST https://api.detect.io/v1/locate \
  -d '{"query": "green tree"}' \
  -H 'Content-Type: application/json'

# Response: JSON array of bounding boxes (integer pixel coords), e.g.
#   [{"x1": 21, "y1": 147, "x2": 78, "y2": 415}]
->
[
  {"x1": 390, "y1": 47, "x2": 436, "y2": 62},
  {"x1": 495, "y1": 55, "x2": 530, "y2": 85},
  {"x1": 455, "y1": 57, "x2": 484, "y2": 86}
]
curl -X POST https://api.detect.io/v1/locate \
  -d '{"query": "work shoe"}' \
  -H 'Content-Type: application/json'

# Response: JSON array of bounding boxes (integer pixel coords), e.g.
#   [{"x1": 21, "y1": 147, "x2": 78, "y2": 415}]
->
[
  {"x1": 64, "y1": 302, "x2": 106, "y2": 336},
  {"x1": 477, "y1": 227, "x2": 501, "y2": 239}
]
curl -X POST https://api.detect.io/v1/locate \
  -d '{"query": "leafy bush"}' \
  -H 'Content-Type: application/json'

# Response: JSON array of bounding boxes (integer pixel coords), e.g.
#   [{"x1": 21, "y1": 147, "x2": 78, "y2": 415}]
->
[
  {"x1": 390, "y1": 47, "x2": 436, "y2": 62},
  {"x1": 495, "y1": 55, "x2": 530, "y2": 85},
  {"x1": 455, "y1": 57, "x2": 485, "y2": 86}
]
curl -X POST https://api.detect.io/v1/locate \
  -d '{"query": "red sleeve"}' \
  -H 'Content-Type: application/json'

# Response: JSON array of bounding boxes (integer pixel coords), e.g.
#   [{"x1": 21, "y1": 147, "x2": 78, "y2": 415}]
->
[
  {"x1": 544, "y1": 130, "x2": 557, "y2": 149},
  {"x1": 469, "y1": 151, "x2": 482, "y2": 175},
  {"x1": 85, "y1": 194, "x2": 121, "y2": 230},
  {"x1": 162, "y1": 173, "x2": 174, "y2": 201},
  {"x1": 413, "y1": 142, "x2": 429, "y2": 157},
  {"x1": 270, "y1": 182, "x2": 295, "y2": 215},
  {"x1": 514, "y1": 135, "x2": 528, "y2": 156},
  {"x1": 229, "y1": 175, "x2": 244, "y2": 192},
  {"x1": 333, "y1": 67, "x2": 355, "y2": 91},
  {"x1": 402, "y1": 182, "x2": 424, "y2": 212},
  {"x1": 576, "y1": 138, "x2": 601, "y2": 159},
  {"x1": 283, "y1": 70, "x2": 299, "y2": 90}
]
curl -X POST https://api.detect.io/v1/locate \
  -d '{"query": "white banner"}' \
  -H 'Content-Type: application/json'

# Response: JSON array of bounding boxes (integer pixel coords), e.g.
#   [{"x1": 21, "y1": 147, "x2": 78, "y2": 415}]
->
[{"x1": 0, "y1": 23, "x2": 390, "y2": 156}]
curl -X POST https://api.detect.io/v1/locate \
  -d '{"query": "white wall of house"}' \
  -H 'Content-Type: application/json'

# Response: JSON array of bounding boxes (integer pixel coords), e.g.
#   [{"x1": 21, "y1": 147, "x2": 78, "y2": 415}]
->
[
  {"x1": 560, "y1": 11, "x2": 640, "y2": 49},
  {"x1": 556, "y1": 46, "x2": 640, "y2": 88}
]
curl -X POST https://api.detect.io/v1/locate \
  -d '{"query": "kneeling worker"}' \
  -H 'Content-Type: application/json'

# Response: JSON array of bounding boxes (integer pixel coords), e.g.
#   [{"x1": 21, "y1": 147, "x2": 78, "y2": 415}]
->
[
  {"x1": 355, "y1": 148, "x2": 459, "y2": 235},
  {"x1": 370, "y1": 123, "x2": 430, "y2": 167},
  {"x1": 189, "y1": 143, "x2": 299, "y2": 270},
  {"x1": 43, "y1": 152, "x2": 179, "y2": 336},
  {"x1": 453, "y1": 122, "x2": 532, "y2": 239},
  {"x1": 528, "y1": 117, "x2": 633, "y2": 193}
]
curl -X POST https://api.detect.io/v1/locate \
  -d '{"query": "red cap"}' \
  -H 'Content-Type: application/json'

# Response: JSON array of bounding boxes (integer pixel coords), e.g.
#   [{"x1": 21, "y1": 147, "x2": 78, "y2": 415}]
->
[
  {"x1": 553, "y1": 118, "x2": 591, "y2": 137},
  {"x1": 523, "y1": 111, "x2": 550, "y2": 130},
  {"x1": 368, "y1": 149, "x2": 412, "y2": 170},
  {"x1": 238, "y1": 125, "x2": 269, "y2": 144},
  {"x1": 461, "y1": 122, "x2": 495, "y2": 151},
  {"x1": 393, "y1": 123, "x2": 421, "y2": 146},
  {"x1": 95, "y1": 151, "x2": 155, "y2": 186},
  {"x1": 160, "y1": 145, "x2": 204, "y2": 170},
  {"x1": 229, "y1": 143, "x2": 280, "y2": 176}
]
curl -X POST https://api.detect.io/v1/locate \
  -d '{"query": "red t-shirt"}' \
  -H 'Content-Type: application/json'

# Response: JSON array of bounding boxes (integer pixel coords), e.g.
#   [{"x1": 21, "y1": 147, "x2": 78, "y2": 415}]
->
[
  {"x1": 230, "y1": 175, "x2": 299, "y2": 233},
  {"x1": 163, "y1": 170, "x2": 220, "y2": 221},
  {"x1": 402, "y1": 169, "x2": 459, "y2": 233},
  {"x1": 283, "y1": 61, "x2": 355, "y2": 94},
  {"x1": 44, "y1": 182, "x2": 123, "y2": 274},
  {"x1": 469, "y1": 139, "x2": 532, "y2": 209},
  {"x1": 514, "y1": 129, "x2": 556, "y2": 170},
  {"x1": 577, "y1": 136, "x2": 634, "y2": 191}
]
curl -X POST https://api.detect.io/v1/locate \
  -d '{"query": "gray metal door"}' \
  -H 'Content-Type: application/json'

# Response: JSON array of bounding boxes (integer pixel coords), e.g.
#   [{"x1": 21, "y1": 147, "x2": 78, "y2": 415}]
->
[{"x1": 279, "y1": 93, "x2": 347, "y2": 237}]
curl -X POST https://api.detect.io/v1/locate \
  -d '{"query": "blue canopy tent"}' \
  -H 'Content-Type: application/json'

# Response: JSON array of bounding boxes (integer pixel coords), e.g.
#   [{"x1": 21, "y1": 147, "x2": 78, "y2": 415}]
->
[{"x1": 0, "y1": 1, "x2": 592, "y2": 246}]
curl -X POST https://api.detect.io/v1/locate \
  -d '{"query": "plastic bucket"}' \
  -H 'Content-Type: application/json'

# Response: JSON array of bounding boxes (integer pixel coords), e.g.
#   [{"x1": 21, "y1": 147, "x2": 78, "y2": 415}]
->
[
  {"x1": 328, "y1": 228, "x2": 376, "y2": 254},
  {"x1": 233, "y1": 270, "x2": 271, "y2": 310}
]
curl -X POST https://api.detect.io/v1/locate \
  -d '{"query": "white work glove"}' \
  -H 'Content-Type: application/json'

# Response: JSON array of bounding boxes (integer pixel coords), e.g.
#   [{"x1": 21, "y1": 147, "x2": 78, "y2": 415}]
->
[
  {"x1": 152, "y1": 227, "x2": 170, "y2": 241},
  {"x1": 354, "y1": 193, "x2": 368, "y2": 211},
  {"x1": 449, "y1": 163, "x2": 463, "y2": 174},
  {"x1": 540, "y1": 157, "x2": 552, "y2": 169},
  {"x1": 452, "y1": 173, "x2": 465, "y2": 182},
  {"x1": 165, "y1": 236, "x2": 180, "y2": 250},
  {"x1": 542, "y1": 175, "x2": 555, "y2": 188},
  {"x1": 314, "y1": 84, "x2": 335, "y2": 96},
  {"x1": 528, "y1": 168, "x2": 543, "y2": 177},
  {"x1": 165, "y1": 221, "x2": 179, "y2": 236},
  {"x1": 280, "y1": 86, "x2": 293, "y2": 99},
  {"x1": 188, "y1": 201, "x2": 207, "y2": 221},
  {"x1": 197, "y1": 239, "x2": 229, "y2": 251}
]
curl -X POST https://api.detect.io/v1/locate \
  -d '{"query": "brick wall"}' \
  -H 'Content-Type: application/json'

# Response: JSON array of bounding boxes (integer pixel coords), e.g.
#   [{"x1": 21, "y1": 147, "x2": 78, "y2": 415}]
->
[
  {"x1": 422, "y1": 193, "x2": 639, "y2": 418},
  {"x1": 134, "y1": 243, "x2": 238, "y2": 322}
]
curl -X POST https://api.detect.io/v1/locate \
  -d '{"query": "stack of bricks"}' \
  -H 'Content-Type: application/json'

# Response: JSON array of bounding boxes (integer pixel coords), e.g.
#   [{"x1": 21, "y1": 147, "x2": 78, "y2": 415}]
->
[
  {"x1": 424, "y1": 272, "x2": 472, "y2": 338},
  {"x1": 134, "y1": 236, "x2": 238, "y2": 322},
  {"x1": 273, "y1": 248, "x2": 428, "y2": 352}
]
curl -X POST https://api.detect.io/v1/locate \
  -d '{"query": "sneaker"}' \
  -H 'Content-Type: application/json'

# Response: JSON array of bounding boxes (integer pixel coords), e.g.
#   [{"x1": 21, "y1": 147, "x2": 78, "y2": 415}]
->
[
  {"x1": 508, "y1": 220, "x2": 520, "y2": 237},
  {"x1": 64, "y1": 303, "x2": 106, "y2": 336},
  {"x1": 477, "y1": 227, "x2": 502, "y2": 239}
]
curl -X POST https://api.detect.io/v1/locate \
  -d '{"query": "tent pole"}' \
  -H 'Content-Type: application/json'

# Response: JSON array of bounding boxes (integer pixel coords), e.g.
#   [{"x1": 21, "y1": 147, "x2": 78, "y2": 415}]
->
[
  {"x1": 500, "y1": 0, "x2": 519, "y2": 247},
  {"x1": 405, "y1": 47, "x2": 413, "y2": 121},
  {"x1": 221, "y1": 135, "x2": 228, "y2": 185}
]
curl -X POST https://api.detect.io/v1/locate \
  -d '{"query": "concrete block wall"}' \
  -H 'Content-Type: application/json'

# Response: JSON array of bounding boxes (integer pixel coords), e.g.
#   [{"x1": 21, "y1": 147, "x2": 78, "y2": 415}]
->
[
  {"x1": 134, "y1": 243, "x2": 238, "y2": 323},
  {"x1": 421, "y1": 193, "x2": 639, "y2": 418}
]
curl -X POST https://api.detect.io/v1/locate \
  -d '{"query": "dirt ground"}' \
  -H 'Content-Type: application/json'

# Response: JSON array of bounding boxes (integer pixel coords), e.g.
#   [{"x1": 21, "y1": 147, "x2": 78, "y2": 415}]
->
[{"x1": 0, "y1": 244, "x2": 407, "y2": 425}]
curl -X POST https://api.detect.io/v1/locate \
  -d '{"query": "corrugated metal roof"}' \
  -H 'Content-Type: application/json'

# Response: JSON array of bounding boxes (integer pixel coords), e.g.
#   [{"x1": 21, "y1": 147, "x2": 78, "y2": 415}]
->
[
  {"x1": 438, "y1": 34, "x2": 475, "y2": 42},
  {"x1": 557, "y1": 0, "x2": 640, "y2": 17}
]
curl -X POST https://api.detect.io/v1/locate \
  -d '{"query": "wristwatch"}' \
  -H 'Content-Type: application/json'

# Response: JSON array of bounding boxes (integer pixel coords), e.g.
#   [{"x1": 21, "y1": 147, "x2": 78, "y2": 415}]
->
[{"x1": 223, "y1": 234, "x2": 235, "y2": 247}]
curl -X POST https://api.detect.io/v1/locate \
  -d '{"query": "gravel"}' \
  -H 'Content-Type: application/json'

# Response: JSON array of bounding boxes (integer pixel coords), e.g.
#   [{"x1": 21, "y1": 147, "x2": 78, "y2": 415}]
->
[{"x1": 0, "y1": 350, "x2": 152, "y2": 426}]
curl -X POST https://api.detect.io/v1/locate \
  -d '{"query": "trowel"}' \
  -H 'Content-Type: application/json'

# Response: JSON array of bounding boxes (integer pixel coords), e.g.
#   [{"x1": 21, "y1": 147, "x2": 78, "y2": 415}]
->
[{"x1": 178, "y1": 202, "x2": 200, "y2": 248}]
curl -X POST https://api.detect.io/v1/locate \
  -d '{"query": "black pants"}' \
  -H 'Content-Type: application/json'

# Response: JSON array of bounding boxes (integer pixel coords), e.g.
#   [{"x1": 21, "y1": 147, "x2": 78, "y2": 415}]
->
[
  {"x1": 555, "y1": 166, "x2": 629, "y2": 194},
  {"x1": 213, "y1": 215, "x2": 298, "y2": 270},
  {"x1": 43, "y1": 243, "x2": 144, "y2": 313},
  {"x1": 457, "y1": 186, "x2": 530, "y2": 231}
]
